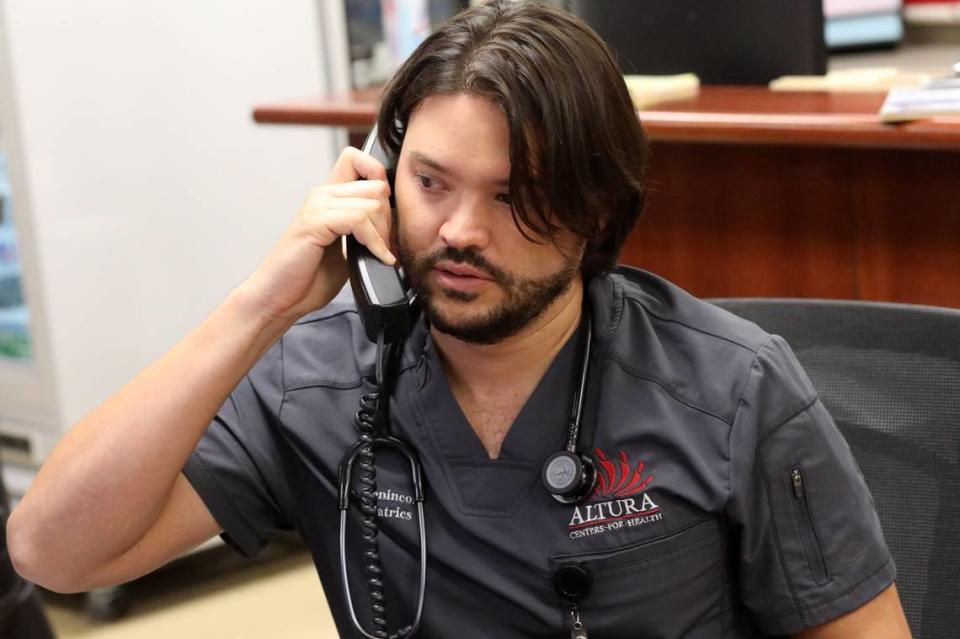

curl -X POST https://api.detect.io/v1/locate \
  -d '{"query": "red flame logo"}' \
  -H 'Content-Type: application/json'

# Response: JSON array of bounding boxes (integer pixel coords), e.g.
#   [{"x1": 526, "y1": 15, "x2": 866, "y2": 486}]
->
[{"x1": 591, "y1": 448, "x2": 653, "y2": 500}]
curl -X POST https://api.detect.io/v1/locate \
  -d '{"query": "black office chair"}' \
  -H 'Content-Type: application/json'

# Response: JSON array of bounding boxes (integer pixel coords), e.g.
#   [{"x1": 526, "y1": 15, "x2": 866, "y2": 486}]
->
[{"x1": 710, "y1": 298, "x2": 960, "y2": 639}]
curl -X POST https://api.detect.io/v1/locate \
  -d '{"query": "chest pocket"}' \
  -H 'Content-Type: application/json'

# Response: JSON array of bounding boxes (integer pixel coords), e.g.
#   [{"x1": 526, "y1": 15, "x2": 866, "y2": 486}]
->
[{"x1": 549, "y1": 518, "x2": 727, "y2": 639}]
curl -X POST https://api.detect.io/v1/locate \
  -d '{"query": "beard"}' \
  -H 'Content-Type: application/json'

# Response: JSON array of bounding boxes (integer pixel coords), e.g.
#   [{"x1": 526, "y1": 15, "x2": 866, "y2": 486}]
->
[{"x1": 396, "y1": 237, "x2": 579, "y2": 346}]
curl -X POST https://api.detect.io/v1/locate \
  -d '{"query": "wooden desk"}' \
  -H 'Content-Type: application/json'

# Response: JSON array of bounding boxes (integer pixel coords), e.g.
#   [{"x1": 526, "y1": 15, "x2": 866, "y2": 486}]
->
[{"x1": 254, "y1": 86, "x2": 960, "y2": 307}]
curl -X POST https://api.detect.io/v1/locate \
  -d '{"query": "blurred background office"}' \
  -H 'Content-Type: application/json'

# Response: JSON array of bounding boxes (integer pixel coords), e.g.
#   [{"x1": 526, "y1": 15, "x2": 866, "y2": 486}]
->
[{"x1": 0, "y1": 0, "x2": 958, "y2": 637}]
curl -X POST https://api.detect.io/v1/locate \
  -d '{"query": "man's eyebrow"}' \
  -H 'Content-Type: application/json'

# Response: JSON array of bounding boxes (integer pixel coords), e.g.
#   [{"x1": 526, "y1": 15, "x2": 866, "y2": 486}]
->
[
  {"x1": 409, "y1": 151, "x2": 451, "y2": 175},
  {"x1": 408, "y1": 150, "x2": 511, "y2": 188}
]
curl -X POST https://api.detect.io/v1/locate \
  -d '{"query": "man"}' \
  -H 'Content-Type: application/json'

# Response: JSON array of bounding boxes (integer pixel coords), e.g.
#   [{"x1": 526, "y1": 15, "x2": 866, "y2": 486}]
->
[{"x1": 9, "y1": 2, "x2": 910, "y2": 637}]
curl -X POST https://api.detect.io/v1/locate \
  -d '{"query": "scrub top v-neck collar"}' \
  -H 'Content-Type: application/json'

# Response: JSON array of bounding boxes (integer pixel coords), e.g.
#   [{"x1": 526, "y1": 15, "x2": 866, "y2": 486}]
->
[{"x1": 413, "y1": 321, "x2": 584, "y2": 466}]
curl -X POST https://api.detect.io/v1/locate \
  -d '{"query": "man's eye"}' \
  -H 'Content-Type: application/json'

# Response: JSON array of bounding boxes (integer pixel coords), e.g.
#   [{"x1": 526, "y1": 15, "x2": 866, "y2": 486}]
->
[{"x1": 418, "y1": 174, "x2": 437, "y2": 190}]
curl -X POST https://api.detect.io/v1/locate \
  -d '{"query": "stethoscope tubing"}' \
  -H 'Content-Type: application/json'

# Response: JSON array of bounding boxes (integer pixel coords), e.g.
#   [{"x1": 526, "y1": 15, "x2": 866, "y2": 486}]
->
[
  {"x1": 339, "y1": 436, "x2": 427, "y2": 638},
  {"x1": 565, "y1": 315, "x2": 592, "y2": 453},
  {"x1": 339, "y1": 504, "x2": 427, "y2": 638}
]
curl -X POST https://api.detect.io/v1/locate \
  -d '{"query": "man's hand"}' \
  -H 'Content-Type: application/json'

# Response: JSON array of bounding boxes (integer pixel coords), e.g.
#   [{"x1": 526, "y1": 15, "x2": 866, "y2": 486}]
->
[
  {"x1": 238, "y1": 146, "x2": 396, "y2": 325},
  {"x1": 792, "y1": 584, "x2": 912, "y2": 638}
]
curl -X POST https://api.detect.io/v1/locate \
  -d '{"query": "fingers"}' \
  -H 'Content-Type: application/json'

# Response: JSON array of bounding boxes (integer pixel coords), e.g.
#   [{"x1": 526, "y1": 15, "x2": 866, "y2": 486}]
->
[
  {"x1": 308, "y1": 207, "x2": 396, "y2": 265},
  {"x1": 295, "y1": 145, "x2": 397, "y2": 266},
  {"x1": 303, "y1": 180, "x2": 392, "y2": 250},
  {"x1": 348, "y1": 215, "x2": 396, "y2": 266},
  {"x1": 327, "y1": 146, "x2": 390, "y2": 185},
  {"x1": 325, "y1": 178, "x2": 391, "y2": 199},
  {"x1": 307, "y1": 197, "x2": 392, "y2": 258}
]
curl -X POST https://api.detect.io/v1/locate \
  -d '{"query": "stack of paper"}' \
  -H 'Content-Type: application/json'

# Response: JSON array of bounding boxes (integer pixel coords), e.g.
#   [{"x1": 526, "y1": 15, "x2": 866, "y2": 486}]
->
[
  {"x1": 880, "y1": 83, "x2": 960, "y2": 121},
  {"x1": 770, "y1": 67, "x2": 931, "y2": 92},
  {"x1": 623, "y1": 74, "x2": 700, "y2": 109}
]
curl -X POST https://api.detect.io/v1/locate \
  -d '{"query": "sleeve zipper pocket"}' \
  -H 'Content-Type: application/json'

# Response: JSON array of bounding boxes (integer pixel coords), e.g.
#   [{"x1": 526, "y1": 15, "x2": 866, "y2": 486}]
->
[{"x1": 790, "y1": 467, "x2": 830, "y2": 585}]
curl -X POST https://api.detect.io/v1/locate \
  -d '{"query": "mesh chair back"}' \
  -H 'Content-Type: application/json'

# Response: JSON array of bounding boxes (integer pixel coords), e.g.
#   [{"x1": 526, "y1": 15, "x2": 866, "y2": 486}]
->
[{"x1": 711, "y1": 298, "x2": 960, "y2": 638}]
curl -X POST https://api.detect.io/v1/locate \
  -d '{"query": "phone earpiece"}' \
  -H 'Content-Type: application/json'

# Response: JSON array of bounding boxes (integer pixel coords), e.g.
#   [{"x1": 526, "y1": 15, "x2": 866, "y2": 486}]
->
[{"x1": 542, "y1": 450, "x2": 597, "y2": 505}]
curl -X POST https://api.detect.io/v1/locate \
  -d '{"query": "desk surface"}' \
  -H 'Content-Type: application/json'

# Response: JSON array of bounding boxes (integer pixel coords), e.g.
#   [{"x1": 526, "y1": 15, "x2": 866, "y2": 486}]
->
[{"x1": 253, "y1": 85, "x2": 960, "y2": 151}]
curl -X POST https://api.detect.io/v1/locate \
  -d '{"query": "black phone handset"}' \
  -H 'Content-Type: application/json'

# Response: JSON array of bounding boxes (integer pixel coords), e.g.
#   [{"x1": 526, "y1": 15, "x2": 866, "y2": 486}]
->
[
  {"x1": 338, "y1": 126, "x2": 426, "y2": 639},
  {"x1": 345, "y1": 236, "x2": 410, "y2": 344},
  {"x1": 344, "y1": 124, "x2": 411, "y2": 344}
]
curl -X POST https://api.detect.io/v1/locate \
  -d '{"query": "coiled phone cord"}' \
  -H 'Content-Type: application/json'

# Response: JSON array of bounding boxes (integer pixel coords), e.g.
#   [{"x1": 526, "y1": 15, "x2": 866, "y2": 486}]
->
[
  {"x1": 354, "y1": 390, "x2": 389, "y2": 637},
  {"x1": 350, "y1": 329, "x2": 413, "y2": 639}
]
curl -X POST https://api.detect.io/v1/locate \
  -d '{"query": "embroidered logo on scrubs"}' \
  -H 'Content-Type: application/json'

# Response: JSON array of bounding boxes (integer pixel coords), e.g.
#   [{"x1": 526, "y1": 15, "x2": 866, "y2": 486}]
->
[
  {"x1": 567, "y1": 448, "x2": 663, "y2": 540},
  {"x1": 374, "y1": 488, "x2": 415, "y2": 521}
]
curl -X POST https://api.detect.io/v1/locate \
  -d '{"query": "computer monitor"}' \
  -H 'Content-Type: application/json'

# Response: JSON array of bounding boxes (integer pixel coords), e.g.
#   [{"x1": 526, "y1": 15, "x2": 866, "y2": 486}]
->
[{"x1": 569, "y1": 0, "x2": 827, "y2": 85}]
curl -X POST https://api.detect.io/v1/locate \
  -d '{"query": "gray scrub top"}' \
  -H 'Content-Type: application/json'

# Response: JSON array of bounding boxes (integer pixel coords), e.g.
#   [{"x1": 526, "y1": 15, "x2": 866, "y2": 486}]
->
[{"x1": 184, "y1": 266, "x2": 895, "y2": 638}]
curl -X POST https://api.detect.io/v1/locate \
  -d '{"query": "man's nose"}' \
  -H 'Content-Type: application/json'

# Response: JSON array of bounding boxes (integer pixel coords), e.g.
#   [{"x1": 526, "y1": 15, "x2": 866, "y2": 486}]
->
[{"x1": 438, "y1": 196, "x2": 491, "y2": 250}]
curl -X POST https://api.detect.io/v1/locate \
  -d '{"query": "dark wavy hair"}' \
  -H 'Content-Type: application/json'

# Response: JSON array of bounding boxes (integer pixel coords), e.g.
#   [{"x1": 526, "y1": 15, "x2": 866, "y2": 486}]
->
[{"x1": 376, "y1": 0, "x2": 648, "y2": 278}]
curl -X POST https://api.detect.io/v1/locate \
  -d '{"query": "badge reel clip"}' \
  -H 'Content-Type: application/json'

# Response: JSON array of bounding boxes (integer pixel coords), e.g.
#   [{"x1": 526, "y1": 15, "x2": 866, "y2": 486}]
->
[{"x1": 554, "y1": 562, "x2": 592, "y2": 638}]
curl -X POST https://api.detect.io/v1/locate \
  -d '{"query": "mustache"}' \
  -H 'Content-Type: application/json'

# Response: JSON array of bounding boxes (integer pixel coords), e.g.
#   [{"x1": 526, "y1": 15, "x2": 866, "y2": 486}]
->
[{"x1": 419, "y1": 247, "x2": 511, "y2": 284}]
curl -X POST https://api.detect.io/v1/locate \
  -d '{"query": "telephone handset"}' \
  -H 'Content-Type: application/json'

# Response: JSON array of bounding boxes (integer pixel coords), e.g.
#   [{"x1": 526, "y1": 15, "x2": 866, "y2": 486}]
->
[{"x1": 345, "y1": 125, "x2": 414, "y2": 345}]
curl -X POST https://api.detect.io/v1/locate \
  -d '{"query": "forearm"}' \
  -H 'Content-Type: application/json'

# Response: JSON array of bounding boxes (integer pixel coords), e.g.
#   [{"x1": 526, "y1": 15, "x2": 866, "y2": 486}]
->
[{"x1": 8, "y1": 285, "x2": 292, "y2": 584}]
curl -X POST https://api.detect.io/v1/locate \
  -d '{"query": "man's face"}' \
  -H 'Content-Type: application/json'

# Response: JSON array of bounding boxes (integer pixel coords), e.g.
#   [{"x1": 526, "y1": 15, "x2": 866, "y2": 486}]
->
[{"x1": 393, "y1": 92, "x2": 584, "y2": 345}]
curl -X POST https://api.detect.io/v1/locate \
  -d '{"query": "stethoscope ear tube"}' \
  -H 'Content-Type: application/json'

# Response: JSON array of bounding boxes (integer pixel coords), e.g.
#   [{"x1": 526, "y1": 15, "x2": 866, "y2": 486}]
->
[
  {"x1": 339, "y1": 436, "x2": 427, "y2": 638},
  {"x1": 339, "y1": 505, "x2": 427, "y2": 639}
]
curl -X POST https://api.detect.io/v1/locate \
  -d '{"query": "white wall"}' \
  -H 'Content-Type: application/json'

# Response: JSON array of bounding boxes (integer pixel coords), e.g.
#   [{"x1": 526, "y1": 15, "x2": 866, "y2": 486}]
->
[{"x1": 1, "y1": 0, "x2": 336, "y2": 448}]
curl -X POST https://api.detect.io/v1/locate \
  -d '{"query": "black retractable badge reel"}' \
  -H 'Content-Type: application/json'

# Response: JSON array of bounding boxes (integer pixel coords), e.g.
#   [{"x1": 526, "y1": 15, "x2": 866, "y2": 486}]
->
[{"x1": 554, "y1": 562, "x2": 592, "y2": 638}]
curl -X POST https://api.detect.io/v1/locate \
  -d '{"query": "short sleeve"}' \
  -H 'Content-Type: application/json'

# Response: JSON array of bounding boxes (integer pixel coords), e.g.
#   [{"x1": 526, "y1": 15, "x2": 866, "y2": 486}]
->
[
  {"x1": 182, "y1": 341, "x2": 294, "y2": 558},
  {"x1": 727, "y1": 335, "x2": 896, "y2": 636}
]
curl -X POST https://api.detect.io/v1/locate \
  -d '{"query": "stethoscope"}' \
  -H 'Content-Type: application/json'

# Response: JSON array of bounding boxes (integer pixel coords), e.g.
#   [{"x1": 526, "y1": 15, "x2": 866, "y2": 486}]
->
[{"x1": 338, "y1": 308, "x2": 597, "y2": 638}]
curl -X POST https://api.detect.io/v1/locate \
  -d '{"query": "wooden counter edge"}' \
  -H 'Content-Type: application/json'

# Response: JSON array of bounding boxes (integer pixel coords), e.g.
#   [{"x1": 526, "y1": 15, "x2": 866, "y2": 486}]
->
[{"x1": 252, "y1": 96, "x2": 960, "y2": 152}]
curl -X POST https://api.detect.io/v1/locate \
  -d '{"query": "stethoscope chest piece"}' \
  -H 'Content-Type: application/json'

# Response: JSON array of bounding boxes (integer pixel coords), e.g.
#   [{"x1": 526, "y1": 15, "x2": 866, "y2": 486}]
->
[{"x1": 542, "y1": 450, "x2": 597, "y2": 505}]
